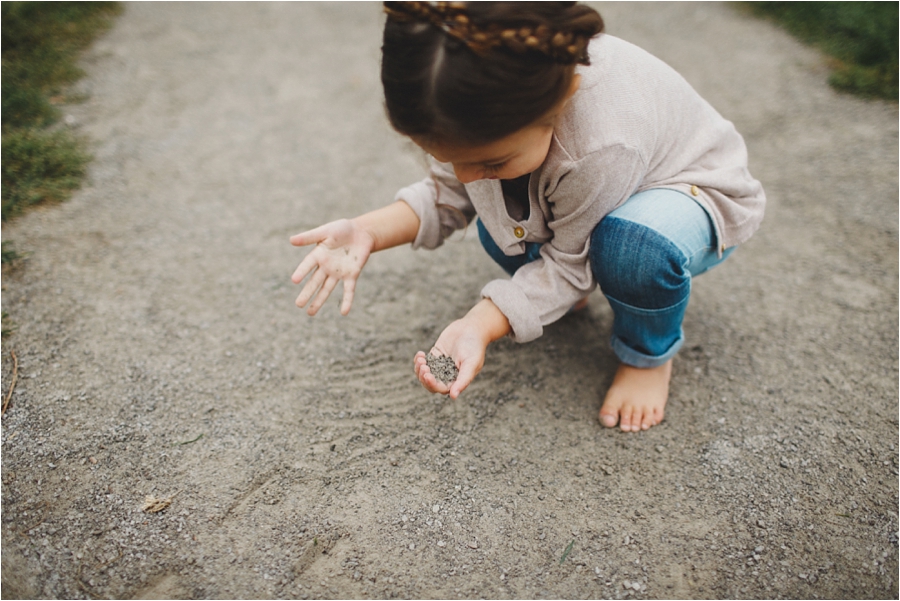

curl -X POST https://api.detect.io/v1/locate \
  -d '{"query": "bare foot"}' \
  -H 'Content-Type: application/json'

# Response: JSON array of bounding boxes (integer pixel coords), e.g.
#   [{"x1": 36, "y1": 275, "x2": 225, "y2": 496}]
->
[{"x1": 599, "y1": 360, "x2": 672, "y2": 432}]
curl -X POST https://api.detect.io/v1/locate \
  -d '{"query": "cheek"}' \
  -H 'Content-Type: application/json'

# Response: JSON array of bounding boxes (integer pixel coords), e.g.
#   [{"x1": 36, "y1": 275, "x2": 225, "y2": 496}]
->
[
  {"x1": 516, "y1": 150, "x2": 548, "y2": 175},
  {"x1": 520, "y1": 136, "x2": 552, "y2": 173}
]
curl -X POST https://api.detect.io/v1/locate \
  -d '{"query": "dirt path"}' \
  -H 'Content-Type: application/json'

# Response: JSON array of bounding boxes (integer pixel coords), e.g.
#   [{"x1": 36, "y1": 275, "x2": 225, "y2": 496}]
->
[{"x1": 2, "y1": 3, "x2": 897, "y2": 599}]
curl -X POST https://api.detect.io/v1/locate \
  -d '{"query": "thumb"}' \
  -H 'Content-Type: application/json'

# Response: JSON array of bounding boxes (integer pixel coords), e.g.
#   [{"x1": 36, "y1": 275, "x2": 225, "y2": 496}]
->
[
  {"x1": 290, "y1": 224, "x2": 330, "y2": 247},
  {"x1": 449, "y1": 357, "x2": 479, "y2": 399}
]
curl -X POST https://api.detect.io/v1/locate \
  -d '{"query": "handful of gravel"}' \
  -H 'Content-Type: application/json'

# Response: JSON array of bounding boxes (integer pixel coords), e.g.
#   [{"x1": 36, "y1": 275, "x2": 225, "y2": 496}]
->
[{"x1": 426, "y1": 353, "x2": 459, "y2": 385}]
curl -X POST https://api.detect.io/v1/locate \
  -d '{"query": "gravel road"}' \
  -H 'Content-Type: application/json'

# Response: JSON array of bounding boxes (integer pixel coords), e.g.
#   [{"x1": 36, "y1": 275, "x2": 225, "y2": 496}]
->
[{"x1": 2, "y1": 3, "x2": 897, "y2": 599}]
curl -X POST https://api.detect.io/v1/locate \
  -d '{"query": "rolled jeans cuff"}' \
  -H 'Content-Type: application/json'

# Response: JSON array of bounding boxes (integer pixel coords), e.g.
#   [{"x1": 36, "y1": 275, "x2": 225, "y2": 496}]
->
[{"x1": 606, "y1": 294, "x2": 688, "y2": 368}]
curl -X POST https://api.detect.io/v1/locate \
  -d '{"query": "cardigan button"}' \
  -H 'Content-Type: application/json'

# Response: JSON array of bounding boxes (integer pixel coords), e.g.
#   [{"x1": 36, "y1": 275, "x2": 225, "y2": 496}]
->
[
  {"x1": 690, "y1": 185, "x2": 700, "y2": 196},
  {"x1": 513, "y1": 226, "x2": 525, "y2": 238}
]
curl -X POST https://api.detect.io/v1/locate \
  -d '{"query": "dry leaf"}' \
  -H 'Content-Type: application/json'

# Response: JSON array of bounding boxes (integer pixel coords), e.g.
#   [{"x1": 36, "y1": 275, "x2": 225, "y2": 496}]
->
[{"x1": 142, "y1": 491, "x2": 180, "y2": 513}]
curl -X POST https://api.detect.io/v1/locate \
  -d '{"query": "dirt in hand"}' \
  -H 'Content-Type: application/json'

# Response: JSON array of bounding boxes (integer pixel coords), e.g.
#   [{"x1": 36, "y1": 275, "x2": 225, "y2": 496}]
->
[{"x1": 426, "y1": 353, "x2": 459, "y2": 384}]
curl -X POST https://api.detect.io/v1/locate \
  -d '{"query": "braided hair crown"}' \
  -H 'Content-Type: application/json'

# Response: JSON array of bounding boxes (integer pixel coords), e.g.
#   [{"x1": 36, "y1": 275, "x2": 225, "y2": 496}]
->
[
  {"x1": 381, "y1": 2, "x2": 604, "y2": 145},
  {"x1": 383, "y1": 1, "x2": 603, "y2": 65}
]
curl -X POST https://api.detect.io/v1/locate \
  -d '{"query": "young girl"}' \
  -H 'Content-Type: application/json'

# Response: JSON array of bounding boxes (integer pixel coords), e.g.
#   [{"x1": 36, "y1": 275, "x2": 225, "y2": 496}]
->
[{"x1": 290, "y1": 1, "x2": 765, "y2": 432}]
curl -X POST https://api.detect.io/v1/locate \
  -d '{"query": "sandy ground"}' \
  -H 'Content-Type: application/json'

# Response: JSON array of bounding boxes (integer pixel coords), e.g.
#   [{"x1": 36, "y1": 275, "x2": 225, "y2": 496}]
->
[{"x1": 1, "y1": 3, "x2": 897, "y2": 599}]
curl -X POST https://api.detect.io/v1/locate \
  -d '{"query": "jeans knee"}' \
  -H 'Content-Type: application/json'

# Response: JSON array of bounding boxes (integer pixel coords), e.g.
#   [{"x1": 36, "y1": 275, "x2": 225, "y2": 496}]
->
[{"x1": 591, "y1": 216, "x2": 690, "y2": 309}]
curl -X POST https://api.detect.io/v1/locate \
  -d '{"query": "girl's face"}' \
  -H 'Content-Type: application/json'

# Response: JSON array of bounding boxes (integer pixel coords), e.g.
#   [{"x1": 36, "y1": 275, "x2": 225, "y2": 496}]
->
[
  {"x1": 415, "y1": 75, "x2": 581, "y2": 184},
  {"x1": 418, "y1": 122, "x2": 555, "y2": 183}
]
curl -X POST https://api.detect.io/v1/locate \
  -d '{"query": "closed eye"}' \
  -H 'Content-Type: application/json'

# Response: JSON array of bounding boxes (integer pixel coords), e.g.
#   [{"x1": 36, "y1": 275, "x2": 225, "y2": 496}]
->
[{"x1": 482, "y1": 161, "x2": 508, "y2": 175}]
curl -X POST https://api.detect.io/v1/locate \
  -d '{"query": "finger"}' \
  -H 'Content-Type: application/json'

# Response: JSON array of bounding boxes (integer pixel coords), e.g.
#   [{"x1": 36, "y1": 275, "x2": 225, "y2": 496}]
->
[
  {"x1": 414, "y1": 355, "x2": 449, "y2": 394},
  {"x1": 414, "y1": 358, "x2": 431, "y2": 384},
  {"x1": 449, "y1": 358, "x2": 477, "y2": 399},
  {"x1": 340, "y1": 277, "x2": 357, "y2": 316},
  {"x1": 414, "y1": 351, "x2": 429, "y2": 370},
  {"x1": 291, "y1": 252, "x2": 320, "y2": 284},
  {"x1": 422, "y1": 371, "x2": 450, "y2": 394},
  {"x1": 414, "y1": 351, "x2": 433, "y2": 376},
  {"x1": 295, "y1": 268, "x2": 326, "y2": 308},
  {"x1": 308, "y1": 276, "x2": 339, "y2": 315},
  {"x1": 413, "y1": 353, "x2": 433, "y2": 383},
  {"x1": 290, "y1": 224, "x2": 332, "y2": 247}
]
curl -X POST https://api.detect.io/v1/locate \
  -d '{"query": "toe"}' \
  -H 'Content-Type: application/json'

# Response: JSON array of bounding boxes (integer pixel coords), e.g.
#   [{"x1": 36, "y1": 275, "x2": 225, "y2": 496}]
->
[
  {"x1": 598, "y1": 397, "x2": 622, "y2": 428},
  {"x1": 599, "y1": 409, "x2": 619, "y2": 428},
  {"x1": 619, "y1": 406, "x2": 635, "y2": 432}
]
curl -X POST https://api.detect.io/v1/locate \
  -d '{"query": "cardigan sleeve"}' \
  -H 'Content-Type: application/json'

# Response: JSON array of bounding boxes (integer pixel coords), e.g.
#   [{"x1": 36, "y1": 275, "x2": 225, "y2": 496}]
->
[
  {"x1": 394, "y1": 158, "x2": 476, "y2": 250},
  {"x1": 482, "y1": 145, "x2": 647, "y2": 342}
]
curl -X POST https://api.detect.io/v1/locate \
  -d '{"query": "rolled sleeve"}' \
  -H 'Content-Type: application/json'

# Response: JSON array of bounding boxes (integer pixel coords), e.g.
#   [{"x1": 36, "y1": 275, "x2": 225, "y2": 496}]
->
[
  {"x1": 481, "y1": 279, "x2": 544, "y2": 342},
  {"x1": 395, "y1": 159, "x2": 475, "y2": 250},
  {"x1": 395, "y1": 179, "x2": 442, "y2": 250}
]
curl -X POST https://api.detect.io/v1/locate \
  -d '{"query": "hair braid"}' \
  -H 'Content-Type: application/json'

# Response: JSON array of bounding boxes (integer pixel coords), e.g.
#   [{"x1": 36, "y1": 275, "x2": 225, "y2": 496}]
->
[
  {"x1": 381, "y1": 1, "x2": 605, "y2": 145},
  {"x1": 383, "y1": 1, "x2": 603, "y2": 65}
]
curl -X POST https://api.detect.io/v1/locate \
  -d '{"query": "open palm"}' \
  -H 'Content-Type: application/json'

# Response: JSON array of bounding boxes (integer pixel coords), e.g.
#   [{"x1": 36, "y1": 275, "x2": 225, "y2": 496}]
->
[{"x1": 290, "y1": 219, "x2": 375, "y2": 316}]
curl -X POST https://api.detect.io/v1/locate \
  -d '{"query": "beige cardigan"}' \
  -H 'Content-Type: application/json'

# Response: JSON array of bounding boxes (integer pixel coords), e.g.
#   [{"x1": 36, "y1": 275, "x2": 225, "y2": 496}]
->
[{"x1": 395, "y1": 34, "x2": 766, "y2": 343}]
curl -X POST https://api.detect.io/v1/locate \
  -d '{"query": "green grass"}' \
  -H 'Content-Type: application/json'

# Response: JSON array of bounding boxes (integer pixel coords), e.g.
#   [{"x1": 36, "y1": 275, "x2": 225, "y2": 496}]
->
[
  {"x1": 2, "y1": 127, "x2": 89, "y2": 219},
  {"x1": 1, "y1": 1, "x2": 120, "y2": 221},
  {"x1": 746, "y1": 2, "x2": 898, "y2": 100},
  {"x1": 1, "y1": 241, "x2": 22, "y2": 338},
  {"x1": 1, "y1": 241, "x2": 25, "y2": 264}
]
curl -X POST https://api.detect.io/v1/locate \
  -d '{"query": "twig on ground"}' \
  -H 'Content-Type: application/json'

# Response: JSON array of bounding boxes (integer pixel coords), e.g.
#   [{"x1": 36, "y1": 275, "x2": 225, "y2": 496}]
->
[
  {"x1": 94, "y1": 550, "x2": 123, "y2": 571},
  {"x1": 76, "y1": 573, "x2": 100, "y2": 599},
  {"x1": 75, "y1": 550, "x2": 121, "y2": 601},
  {"x1": 175, "y1": 433, "x2": 204, "y2": 446},
  {"x1": 3, "y1": 349, "x2": 18, "y2": 417},
  {"x1": 19, "y1": 500, "x2": 49, "y2": 535}
]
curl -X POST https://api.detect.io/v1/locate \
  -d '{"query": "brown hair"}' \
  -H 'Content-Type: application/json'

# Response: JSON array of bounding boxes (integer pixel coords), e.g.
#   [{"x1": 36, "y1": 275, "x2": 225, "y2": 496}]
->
[{"x1": 381, "y1": 1, "x2": 604, "y2": 146}]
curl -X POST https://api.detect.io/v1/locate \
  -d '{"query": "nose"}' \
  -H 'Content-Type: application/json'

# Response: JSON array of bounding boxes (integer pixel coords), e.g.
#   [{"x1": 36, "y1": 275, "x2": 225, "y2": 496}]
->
[{"x1": 452, "y1": 164, "x2": 483, "y2": 184}]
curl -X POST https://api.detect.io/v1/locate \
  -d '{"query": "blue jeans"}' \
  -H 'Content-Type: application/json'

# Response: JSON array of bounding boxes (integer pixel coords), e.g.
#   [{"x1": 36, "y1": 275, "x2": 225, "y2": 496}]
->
[{"x1": 477, "y1": 188, "x2": 734, "y2": 368}]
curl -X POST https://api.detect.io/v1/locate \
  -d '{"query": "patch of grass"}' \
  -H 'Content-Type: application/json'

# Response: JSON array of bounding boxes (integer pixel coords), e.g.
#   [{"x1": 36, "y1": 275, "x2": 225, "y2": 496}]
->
[
  {"x1": 2, "y1": 127, "x2": 89, "y2": 219},
  {"x1": 746, "y1": 2, "x2": 898, "y2": 100},
  {"x1": 1, "y1": 242, "x2": 22, "y2": 340},
  {"x1": 1, "y1": 1, "x2": 120, "y2": 220},
  {"x1": 1, "y1": 311, "x2": 14, "y2": 339},
  {"x1": 1, "y1": 241, "x2": 23, "y2": 265}
]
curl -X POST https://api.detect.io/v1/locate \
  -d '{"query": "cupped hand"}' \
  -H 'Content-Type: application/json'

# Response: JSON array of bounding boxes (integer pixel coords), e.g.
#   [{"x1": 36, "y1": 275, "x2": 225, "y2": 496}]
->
[
  {"x1": 290, "y1": 219, "x2": 375, "y2": 316},
  {"x1": 414, "y1": 317, "x2": 490, "y2": 399}
]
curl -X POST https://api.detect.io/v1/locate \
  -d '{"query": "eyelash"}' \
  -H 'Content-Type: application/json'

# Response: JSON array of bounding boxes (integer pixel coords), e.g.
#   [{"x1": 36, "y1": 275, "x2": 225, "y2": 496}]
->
[{"x1": 483, "y1": 161, "x2": 508, "y2": 175}]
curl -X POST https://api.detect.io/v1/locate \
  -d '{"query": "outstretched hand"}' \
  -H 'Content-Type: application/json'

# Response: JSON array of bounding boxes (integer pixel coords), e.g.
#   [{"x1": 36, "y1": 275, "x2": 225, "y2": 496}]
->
[{"x1": 290, "y1": 219, "x2": 375, "y2": 316}]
